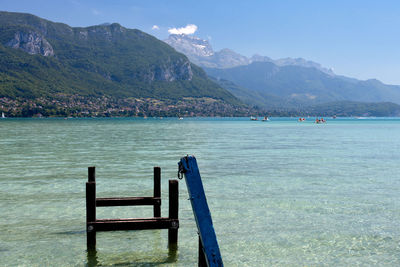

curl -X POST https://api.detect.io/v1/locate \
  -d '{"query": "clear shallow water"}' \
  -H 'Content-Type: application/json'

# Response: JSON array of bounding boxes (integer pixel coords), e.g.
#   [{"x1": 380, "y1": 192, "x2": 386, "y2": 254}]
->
[{"x1": 1, "y1": 117, "x2": 400, "y2": 266}]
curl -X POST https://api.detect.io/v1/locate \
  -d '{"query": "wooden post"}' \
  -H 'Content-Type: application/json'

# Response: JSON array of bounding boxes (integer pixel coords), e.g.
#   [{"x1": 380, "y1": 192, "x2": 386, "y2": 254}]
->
[
  {"x1": 86, "y1": 166, "x2": 96, "y2": 250},
  {"x1": 154, "y1": 167, "x2": 161, "y2": 217},
  {"x1": 168, "y1": 180, "x2": 179, "y2": 248},
  {"x1": 88, "y1": 166, "x2": 95, "y2": 182},
  {"x1": 198, "y1": 235, "x2": 207, "y2": 267}
]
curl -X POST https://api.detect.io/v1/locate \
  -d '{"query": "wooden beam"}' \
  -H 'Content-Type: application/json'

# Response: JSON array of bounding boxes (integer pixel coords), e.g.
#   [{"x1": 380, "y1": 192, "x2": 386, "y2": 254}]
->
[
  {"x1": 89, "y1": 218, "x2": 179, "y2": 232},
  {"x1": 96, "y1": 197, "x2": 161, "y2": 207}
]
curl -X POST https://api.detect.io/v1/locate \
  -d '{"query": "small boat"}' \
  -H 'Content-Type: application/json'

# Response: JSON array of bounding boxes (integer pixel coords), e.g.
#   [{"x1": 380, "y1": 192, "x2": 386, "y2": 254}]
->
[
  {"x1": 315, "y1": 117, "x2": 326, "y2": 123},
  {"x1": 298, "y1": 117, "x2": 306, "y2": 122},
  {"x1": 179, "y1": 117, "x2": 183, "y2": 120},
  {"x1": 250, "y1": 116, "x2": 258, "y2": 121},
  {"x1": 1, "y1": 112, "x2": 5, "y2": 118},
  {"x1": 262, "y1": 116, "x2": 269, "y2": 121}
]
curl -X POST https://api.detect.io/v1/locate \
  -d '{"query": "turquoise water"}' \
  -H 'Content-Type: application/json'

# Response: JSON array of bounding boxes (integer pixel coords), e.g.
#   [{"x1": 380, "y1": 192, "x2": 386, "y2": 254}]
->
[{"x1": 1, "y1": 117, "x2": 400, "y2": 266}]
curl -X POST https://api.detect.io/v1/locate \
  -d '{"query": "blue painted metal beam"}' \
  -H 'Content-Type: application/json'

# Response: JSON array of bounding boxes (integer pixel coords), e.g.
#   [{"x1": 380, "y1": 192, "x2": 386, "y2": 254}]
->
[{"x1": 178, "y1": 156, "x2": 223, "y2": 267}]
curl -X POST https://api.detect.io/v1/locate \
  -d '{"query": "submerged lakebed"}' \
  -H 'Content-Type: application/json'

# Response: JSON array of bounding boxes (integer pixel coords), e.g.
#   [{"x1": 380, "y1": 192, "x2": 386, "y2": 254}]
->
[{"x1": 1, "y1": 117, "x2": 400, "y2": 266}]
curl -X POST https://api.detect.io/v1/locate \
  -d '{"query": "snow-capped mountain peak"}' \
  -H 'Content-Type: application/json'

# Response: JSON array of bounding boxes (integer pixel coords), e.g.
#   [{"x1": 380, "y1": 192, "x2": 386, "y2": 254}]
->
[{"x1": 165, "y1": 34, "x2": 214, "y2": 57}]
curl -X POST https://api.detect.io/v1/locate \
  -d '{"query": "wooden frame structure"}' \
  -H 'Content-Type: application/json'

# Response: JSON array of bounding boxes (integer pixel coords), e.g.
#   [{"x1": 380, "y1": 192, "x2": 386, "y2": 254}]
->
[{"x1": 85, "y1": 166, "x2": 179, "y2": 251}]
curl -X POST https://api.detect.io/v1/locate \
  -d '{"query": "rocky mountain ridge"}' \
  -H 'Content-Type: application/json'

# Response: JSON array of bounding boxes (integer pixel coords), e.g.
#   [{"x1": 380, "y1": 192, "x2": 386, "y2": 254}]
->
[{"x1": 164, "y1": 33, "x2": 333, "y2": 75}]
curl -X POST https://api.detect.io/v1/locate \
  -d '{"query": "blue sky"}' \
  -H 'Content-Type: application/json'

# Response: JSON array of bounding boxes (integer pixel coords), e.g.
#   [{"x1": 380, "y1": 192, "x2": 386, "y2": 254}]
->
[{"x1": 2, "y1": 0, "x2": 400, "y2": 84}]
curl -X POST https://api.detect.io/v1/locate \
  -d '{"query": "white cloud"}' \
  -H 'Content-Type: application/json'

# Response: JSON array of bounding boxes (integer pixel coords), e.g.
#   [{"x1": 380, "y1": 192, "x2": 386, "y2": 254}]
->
[
  {"x1": 152, "y1": 25, "x2": 160, "y2": 30},
  {"x1": 168, "y1": 24, "x2": 198, "y2": 35}
]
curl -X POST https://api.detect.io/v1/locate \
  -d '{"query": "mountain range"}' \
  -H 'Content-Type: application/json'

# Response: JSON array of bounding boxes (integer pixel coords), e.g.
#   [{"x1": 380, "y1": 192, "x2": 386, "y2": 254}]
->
[
  {"x1": 0, "y1": 11, "x2": 247, "y2": 117},
  {"x1": 165, "y1": 34, "x2": 334, "y2": 74},
  {"x1": 1, "y1": 11, "x2": 399, "y2": 117},
  {"x1": 165, "y1": 34, "x2": 400, "y2": 115}
]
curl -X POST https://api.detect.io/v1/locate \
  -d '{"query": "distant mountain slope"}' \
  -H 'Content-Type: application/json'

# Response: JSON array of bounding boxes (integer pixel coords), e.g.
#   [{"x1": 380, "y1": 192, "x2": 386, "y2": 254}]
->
[
  {"x1": 205, "y1": 62, "x2": 400, "y2": 108},
  {"x1": 211, "y1": 77, "x2": 400, "y2": 116},
  {"x1": 0, "y1": 11, "x2": 239, "y2": 105},
  {"x1": 208, "y1": 77, "x2": 287, "y2": 109},
  {"x1": 165, "y1": 33, "x2": 333, "y2": 74}
]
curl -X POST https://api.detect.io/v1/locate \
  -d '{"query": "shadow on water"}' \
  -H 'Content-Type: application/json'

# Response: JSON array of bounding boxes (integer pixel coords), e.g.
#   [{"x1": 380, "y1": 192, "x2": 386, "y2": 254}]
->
[
  {"x1": 55, "y1": 230, "x2": 86, "y2": 235},
  {"x1": 86, "y1": 247, "x2": 178, "y2": 267}
]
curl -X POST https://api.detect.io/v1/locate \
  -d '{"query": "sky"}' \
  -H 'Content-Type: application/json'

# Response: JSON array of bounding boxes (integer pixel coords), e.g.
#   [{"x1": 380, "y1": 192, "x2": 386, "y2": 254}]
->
[{"x1": 2, "y1": 0, "x2": 400, "y2": 84}]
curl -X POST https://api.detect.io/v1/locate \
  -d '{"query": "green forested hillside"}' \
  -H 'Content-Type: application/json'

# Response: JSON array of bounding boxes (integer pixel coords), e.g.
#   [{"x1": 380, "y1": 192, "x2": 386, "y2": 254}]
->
[{"x1": 0, "y1": 11, "x2": 243, "y2": 116}]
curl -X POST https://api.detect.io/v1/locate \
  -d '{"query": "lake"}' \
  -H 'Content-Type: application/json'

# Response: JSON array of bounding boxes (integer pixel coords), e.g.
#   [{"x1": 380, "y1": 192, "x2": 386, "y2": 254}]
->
[{"x1": 1, "y1": 117, "x2": 400, "y2": 266}]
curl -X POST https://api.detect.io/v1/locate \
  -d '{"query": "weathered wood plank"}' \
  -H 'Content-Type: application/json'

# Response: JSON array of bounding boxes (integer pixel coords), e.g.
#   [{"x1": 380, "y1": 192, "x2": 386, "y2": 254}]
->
[
  {"x1": 96, "y1": 197, "x2": 161, "y2": 207},
  {"x1": 89, "y1": 218, "x2": 179, "y2": 232}
]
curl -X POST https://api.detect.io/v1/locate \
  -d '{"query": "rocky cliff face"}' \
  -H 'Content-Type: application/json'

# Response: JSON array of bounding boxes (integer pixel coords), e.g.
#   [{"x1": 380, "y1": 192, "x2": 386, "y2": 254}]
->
[
  {"x1": 147, "y1": 57, "x2": 193, "y2": 82},
  {"x1": 6, "y1": 31, "x2": 54, "y2": 56}
]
